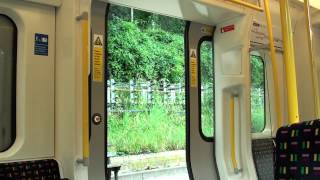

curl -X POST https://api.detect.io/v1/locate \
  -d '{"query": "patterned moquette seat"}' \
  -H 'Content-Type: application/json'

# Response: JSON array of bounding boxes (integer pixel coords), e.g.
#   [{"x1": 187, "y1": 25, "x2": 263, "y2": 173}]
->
[
  {"x1": 275, "y1": 120, "x2": 320, "y2": 180},
  {"x1": 0, "y1": 159, "x2": 62, "y2": 179}
]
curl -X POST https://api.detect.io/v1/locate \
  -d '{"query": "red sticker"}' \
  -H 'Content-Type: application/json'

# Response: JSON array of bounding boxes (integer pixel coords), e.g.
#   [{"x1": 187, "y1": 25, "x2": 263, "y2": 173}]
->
[{"x1": 221, "y1": 25, "x2": 235, "y2": 33}]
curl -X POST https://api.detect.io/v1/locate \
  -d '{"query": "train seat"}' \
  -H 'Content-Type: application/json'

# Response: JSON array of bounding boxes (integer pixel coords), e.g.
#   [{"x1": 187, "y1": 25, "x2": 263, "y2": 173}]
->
[
  {"x1": 0, "y1": 159, "x2": 67, "y2": 179},
  {"x1": 275, "y1": 119, "x2": 320, "y2": 179}
]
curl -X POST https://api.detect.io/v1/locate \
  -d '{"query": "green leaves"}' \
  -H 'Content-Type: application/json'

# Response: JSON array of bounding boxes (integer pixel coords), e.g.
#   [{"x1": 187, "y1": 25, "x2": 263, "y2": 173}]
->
[
  {"x1": 250, "y1": 55, "x2": 265, "y2": 88},
  {"x1": 107, "y1": 15, "x2": 185, "y2": 83}
]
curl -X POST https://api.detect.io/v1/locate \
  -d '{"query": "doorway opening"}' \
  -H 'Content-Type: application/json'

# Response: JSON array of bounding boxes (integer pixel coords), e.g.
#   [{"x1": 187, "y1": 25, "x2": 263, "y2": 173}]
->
[{"x1": 106, "y1": 4, "x2": 189, "y2": 179}]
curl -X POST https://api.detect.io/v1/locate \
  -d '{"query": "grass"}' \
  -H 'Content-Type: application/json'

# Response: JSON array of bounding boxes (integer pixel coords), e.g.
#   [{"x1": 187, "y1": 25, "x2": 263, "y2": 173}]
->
[
  {"x1": 108, "y1": 100, "x2": 186, "y2": 155},
  {"x1": 251, "y1": 107, "x2": 265, "y2": 132},
  {"x1": 108, "y1": 91, "x2": 265, "y2": 155}
]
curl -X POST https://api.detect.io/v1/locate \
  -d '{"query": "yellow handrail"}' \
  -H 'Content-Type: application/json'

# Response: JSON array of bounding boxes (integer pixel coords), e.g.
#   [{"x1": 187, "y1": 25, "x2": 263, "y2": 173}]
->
[
  {"x1": 82, "y1": 18, "x2": 90, "y2": 160},
  {"x1": 303, "y1": 0, "x2": 320, "y2": 118},
  {"x1": 230, "y1": 96, "x2": 238, "y2": 171},
  {"x1": 263, "y1": 0, "x2": 283, "y2": 128},
  {"x1": 227, "y1": 0, "x2": 264, "y2": 12},
  {"x1": 279, "y1": 0, "x2": 300, "y2": 124}
]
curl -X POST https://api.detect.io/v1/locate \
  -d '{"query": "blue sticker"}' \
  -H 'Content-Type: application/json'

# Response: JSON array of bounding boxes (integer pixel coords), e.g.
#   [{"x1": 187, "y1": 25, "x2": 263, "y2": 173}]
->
[{"x1": 34, "y1": 33, "x2": 48, "y2": 56}]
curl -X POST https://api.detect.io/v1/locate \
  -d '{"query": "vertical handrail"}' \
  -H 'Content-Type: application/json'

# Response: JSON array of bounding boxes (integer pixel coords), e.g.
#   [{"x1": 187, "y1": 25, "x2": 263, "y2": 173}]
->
[
  {"x1": 263, "y1": 0, "x2": 283, "y2": 128},
  {"x1": 303, "y1": 0, "x2": 320, "y2": 118},
  {"x1": 230, "y1": 95, "x2": 238, "y2": 172},
  {"x1": 81, "y1": 16, "x2": 90, "y2": 162},
  {"x1": 279, "y1": 0, "x2": 300, "y2": 124}
]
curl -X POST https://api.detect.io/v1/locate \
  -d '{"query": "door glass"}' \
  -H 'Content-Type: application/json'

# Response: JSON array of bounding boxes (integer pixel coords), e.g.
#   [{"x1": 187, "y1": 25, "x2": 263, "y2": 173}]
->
[
  {"x1": 0, "y1": 15, "x2": 17, "y2": 152},
  {"x1": 250, "y1": 55, "x2": 266, "y2": 133},
  {"x1": 200, "y1": 41, "x2": 214, "y2": 138}
]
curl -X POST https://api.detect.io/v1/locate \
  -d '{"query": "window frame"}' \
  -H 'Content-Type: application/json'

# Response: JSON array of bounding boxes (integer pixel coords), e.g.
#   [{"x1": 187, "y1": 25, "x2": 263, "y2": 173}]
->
[
  {"x1": 0, "y1": 14, "x2": 18, "y2": 152},
  {"x1": 198, "y1": 37, "x2": 215, "y2": 141}
]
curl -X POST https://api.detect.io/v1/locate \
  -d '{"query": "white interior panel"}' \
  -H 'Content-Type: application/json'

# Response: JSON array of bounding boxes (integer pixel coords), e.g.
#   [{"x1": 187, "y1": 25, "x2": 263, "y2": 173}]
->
[
  {"x1": 215, "y1": 15, "x2": 257, "y2": 180},
  {"x1": 222, "y1": 49, "x2": 242, "y2": 75},
  {"x1": 0, "y1": 0, "x2": 55, "y2": 161}
]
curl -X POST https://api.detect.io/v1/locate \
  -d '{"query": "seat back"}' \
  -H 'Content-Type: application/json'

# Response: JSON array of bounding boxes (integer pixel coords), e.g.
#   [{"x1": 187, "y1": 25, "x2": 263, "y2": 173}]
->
[
  {"x1": 275, "y1": 120, "x2": 320, "y2": 179},
  {"x1": 0, "y1": 159, "x2": 61, "y2": 179}
]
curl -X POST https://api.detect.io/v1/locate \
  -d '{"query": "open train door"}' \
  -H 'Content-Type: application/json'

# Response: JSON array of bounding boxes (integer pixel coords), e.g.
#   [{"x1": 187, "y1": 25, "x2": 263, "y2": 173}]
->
[
  {"x1": 185, "y1": 22, "x2": 219, "y2": 180},
  {"x1": 186, "y1": 15, "x2": 258, "y2": 180},
  {"x1": 89, "y1": 1, "x2": 108, "y2": 179}
]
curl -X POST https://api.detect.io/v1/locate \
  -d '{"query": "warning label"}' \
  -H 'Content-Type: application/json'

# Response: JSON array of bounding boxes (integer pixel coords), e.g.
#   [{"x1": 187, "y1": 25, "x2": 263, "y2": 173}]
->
[
  {"x1": 94, "y1": 36, "x2": 103, "y2": 46},
  {"x1": 190, "y1": 49, "x2": 197, "y2": 88},
  {"x1": 93, "y1": 34, "x2": 104, "y2": 82}
]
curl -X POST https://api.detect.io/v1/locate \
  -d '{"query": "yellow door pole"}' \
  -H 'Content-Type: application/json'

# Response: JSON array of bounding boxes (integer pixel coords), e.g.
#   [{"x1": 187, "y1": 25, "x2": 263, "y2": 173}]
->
[
  {"x1": 230, "y1": 96, "x2": 238, "y2": 171},
  {"x1": 279, "y1": 0, "x2": 300, "y2": 124},
  {"x1": 82, "y1": 18, "x2": 90, "y2": 161},
  {"x1": 303, "y1": 0, "x2": 320, "y2": 118},
  {"x1": 263, "y1": 0, "x2": 283, "y2": 128}
]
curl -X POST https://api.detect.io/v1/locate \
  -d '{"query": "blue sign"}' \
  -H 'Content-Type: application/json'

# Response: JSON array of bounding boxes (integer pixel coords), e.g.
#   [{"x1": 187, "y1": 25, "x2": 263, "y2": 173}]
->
[{"x1": 34, "y1": 33, "x2": 48, "y2": 56}]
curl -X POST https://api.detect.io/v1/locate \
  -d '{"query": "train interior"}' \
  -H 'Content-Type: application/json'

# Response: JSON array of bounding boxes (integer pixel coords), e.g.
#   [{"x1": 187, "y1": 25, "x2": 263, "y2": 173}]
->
[{"x1": 0, "y1": 0, "x2": 320, "y2": 179}]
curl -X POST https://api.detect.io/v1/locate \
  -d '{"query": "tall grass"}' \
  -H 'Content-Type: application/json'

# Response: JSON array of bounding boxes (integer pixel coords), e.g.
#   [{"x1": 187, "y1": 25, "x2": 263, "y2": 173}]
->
[{"x1": 108, "y1": 95, "x2": 186, "y2": 155}]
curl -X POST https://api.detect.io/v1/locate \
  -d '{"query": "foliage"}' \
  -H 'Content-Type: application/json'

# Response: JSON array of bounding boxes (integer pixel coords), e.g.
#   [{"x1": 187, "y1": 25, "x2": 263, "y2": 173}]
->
[
  {"x1": 251, "y1": 88, "x2": 265, "y2": 132},
  {"x1": 107, "y1": 19, "x2": 184, "y2": 83},
  {"x1": 107, "y1": 5, "x2": 185, "y2": 83},
  {"x1": 200, "y1": 41, "x2": 214, "y2": 83},
  {"x1": 108, "y1": 5, "x2": 185, "y2": 33},
  {"x1": 250, "y1": 56, "x2": 265, "y2": 132},
  {"x1": 251, "y1": 55, "x2": 265, "y2": 88}
]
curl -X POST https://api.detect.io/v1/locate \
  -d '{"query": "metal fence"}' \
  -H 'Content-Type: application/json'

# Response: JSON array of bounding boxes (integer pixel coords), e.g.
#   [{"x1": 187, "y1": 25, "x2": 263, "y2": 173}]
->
[
  {"x1": 107, "y1": 79, "x2": 263, "y2": 113},
  {"x1": 107, "y1": 79, "x2": 214, "y2": 113}
]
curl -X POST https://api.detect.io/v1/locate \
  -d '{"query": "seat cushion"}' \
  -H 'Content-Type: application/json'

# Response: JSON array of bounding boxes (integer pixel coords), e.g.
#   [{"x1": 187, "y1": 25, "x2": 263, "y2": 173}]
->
[
  {"x1": 0, "y1": 159, "x2": 61, "y2": 179},
  {"x1": 275, "y1": 119, "x2": 320, "y2": 180}
]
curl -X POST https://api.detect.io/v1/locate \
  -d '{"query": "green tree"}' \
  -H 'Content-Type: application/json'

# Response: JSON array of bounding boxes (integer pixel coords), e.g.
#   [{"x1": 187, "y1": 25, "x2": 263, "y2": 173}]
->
[
  {"x1": 251, "y1": 55, "x2": 264, "y2": 88},
  {"x1": 107, "y1": 14, "x2": 185, "y2": 83}
]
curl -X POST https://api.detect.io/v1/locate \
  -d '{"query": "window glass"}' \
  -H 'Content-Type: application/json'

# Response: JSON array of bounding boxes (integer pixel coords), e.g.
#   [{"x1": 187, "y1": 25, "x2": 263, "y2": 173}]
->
[
  {"x1": 0, "y1": 15, "x2": 17, "y2": 152},
  {"x1": 200, "y1": 41, "x2": 214, "y2": 138},
  {"x1": 250, "y1": 55, "x2": 266, "y2": 133}
]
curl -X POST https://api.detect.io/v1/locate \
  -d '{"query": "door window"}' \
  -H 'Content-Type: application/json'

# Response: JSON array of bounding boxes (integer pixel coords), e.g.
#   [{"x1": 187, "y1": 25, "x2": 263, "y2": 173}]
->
[
  {"x1": 250, "y1": 55, "x2": 266, "y2": 133},
  {"x1": 0, "y1": 15, "x2": 17, "y2": 152}
]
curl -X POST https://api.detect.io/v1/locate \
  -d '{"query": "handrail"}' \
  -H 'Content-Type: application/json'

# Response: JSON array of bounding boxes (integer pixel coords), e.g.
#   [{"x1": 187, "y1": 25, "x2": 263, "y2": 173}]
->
[
  {"x1": 81, "y1": 16, "x2": 90, "y2": 162},
  {"x1": 279, "y1": 0, "x2": 300, "y2": 124},
  {"x1": 303, "y1": 0, "x2": 320, "y2": 118},
  {"x1": 230, "y1": 95, "x2": 238, "y2": 172},
  {"x1": 263, "y1": 0, "x2": 283, "y2": 128},
  {"x1": 227, "y1": 0, "x2": 264, "y2": 12}
]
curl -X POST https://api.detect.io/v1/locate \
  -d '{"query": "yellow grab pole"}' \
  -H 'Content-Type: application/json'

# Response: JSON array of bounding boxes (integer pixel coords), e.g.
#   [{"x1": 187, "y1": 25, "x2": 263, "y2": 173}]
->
[
  {"x1": 279, "y1": 0, "x2": 300, "y2": 124},
  {"x1": 230, "y1": 96, "x2": 238, "y2": 171},
  {"x1": 82, "y1": 19, "x2": 90, "y2": 160},
  {"x1": 263, "y1": 0, "x2": 283, "y2": 128},
  {"x1": 227, "y1": 0, "x2": 264, "y2": 12},
  {"x1": 303, "y1": 0, "x2": 320, "y2": 118}
]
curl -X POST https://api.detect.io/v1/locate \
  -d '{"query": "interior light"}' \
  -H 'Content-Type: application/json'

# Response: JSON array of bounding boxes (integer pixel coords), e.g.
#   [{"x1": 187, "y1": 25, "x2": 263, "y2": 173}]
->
[{"x1": 297, "y1": 0, "x2": 320, "y2": 10}]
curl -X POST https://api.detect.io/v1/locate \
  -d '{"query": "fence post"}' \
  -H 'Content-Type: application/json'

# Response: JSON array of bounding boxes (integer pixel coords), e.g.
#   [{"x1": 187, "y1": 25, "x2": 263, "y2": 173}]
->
[
  {"x1": 130, "y1": 80, "x2": 135, "y2": 104},
  {"x1": 110, "y1": 79, "x2": 116, "y2": 106},
  {"x1": 147, "y1": 81, "x2": 152, "y2": 104},
  {"x1": 107, "y1": 80, "x2": 110, "y2": 105},
  {"x1": 170, "y1": 84, "x2": 175, "y2": 104},
  {"x1": 163, "y1": 81, "x2": 167, "y2": 104}
]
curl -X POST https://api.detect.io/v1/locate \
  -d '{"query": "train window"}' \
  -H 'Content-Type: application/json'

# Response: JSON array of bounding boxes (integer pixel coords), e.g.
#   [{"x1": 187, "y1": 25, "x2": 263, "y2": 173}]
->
[
  {"x1": 200, "y1": 40, "x2": 214, "y2": 138},
  {"x1": 0, "y1": 15, "x2": 17, "y2": 152},
  {"x1": 250, "y1": 55, "x2": 266, "y2": 133}
]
